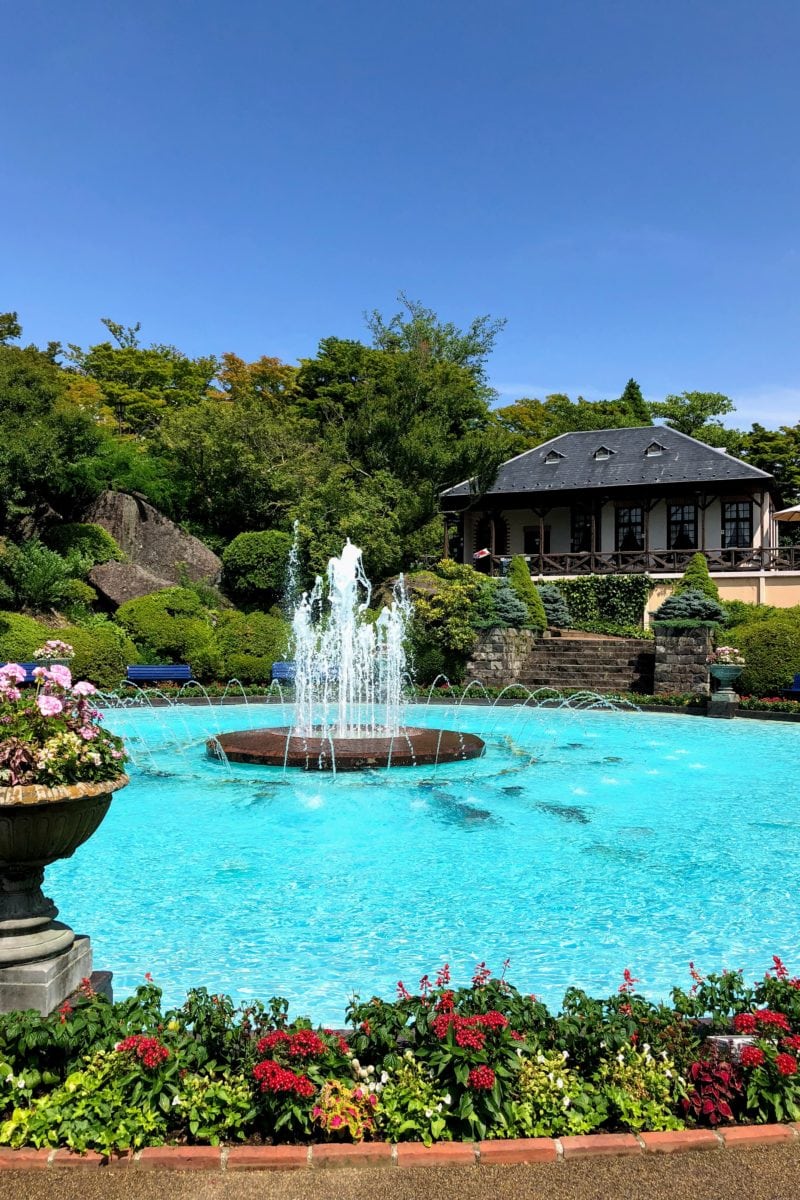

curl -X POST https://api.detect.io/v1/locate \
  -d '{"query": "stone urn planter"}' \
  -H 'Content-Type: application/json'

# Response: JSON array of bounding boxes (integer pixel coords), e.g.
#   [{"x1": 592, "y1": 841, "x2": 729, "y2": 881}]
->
[
  {"x1": 0, "y1": 775, "x2": 128, "y2": 1010},
  {"x1": 709, "y1": 663, "x2": 744, "y2": 700}
]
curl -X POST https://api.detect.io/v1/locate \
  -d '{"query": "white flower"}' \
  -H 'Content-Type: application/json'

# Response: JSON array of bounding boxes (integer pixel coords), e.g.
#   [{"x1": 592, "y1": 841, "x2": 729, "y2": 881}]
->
[
  {"x1": 16, "y1": 1078, "x2": 26, "y2": 1089},
  {"x1": 443, "y1": 1094, "x2": 451, "y2": 1105},
  {"x1": 351, "y1": 1058, "x2": 360, "y2": 1070},
  {"x1": 380, "y1": 1071, "x2": 389, "y2": 1084},
  {"x1": 556, "y1": 1077, "x2": 564, "y2": 1089},
  {"x1": 436, "y1": 1103, "x2": 443, "y2": 1112},
  {"x1": 562, "y1": 1096, "x2": 571, "y2": 1109},
  {"x1": 561, "y1": 1050, "x2": 569, "y2": 1060},
  {"x1": 664, "y1": 1068, "x2": 672, "y2": 1079},
  {"x1": 425, "y1": 1109, "x2": 433, "y2": 1118},
  {"x1": 171, "y1": 1095, "x2": 181, "y2": 1107}
]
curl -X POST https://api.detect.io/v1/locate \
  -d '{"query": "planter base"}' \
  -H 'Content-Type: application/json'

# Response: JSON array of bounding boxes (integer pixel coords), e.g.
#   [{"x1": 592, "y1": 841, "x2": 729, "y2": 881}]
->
[{"x1": 0, "y1": 934, "x2": 93, "y2": 1014}]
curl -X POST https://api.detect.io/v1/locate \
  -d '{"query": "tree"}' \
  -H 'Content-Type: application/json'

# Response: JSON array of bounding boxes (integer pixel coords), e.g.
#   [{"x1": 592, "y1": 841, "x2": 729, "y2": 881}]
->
[
  {"x1": 0, "y1": 312, "x2": 22, "y2": 345},
  {"x1": 507, "y1": 556, "x2": 547, "y2": 631},
  {"x1": 365, "y1": 293, "x2": 505, "y2": 387},
  {"x1": 495, "y1": 391, "x2": 650, "y2": 452},
  {"x1": 221, "y1": 531, "x2": 293, "y2": 607},
  {"x1": 648, "y1": 391, "x2": 735, "y2": 437},
  {"x1": 675, "y1": 552, "x2": 720, "y2": 601},
  {"x1": 65, "y1": 319, "x2": 218, "y2": 435},
  {"x1": 618, "y1": 378, "x2": 650, "y2": 424},
  {"x1": 738, "y1": 423, "x2": 800, "y2": 504}
]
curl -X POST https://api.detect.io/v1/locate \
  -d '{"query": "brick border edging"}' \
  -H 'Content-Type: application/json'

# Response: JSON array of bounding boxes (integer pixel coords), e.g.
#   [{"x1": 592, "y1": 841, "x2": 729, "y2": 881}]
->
[{"x1": 2, "y1": 1124, "x2": 798, "y2": 1170}]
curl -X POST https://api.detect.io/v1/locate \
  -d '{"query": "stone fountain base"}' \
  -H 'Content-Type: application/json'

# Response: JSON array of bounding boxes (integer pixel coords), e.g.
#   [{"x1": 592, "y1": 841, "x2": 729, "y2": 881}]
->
[
  {"x1": 0, "y1": 934, "x2": 94, "y2": 1014},
  {"x1": 208, "y1": 727, "x2": 485, "y2": 771}
]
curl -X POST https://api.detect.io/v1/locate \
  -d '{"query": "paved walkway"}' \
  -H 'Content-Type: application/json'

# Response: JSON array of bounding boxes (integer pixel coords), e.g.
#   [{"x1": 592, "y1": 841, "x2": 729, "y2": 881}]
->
[{"x1": 2, "y1": 1146, "x2": 800, "y2": 1200}]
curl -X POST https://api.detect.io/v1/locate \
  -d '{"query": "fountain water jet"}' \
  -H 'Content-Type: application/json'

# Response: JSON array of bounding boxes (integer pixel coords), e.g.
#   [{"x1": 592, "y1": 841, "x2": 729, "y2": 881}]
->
[{"x1": 211, "y1": 540, "x2": 484, "y2": 770}]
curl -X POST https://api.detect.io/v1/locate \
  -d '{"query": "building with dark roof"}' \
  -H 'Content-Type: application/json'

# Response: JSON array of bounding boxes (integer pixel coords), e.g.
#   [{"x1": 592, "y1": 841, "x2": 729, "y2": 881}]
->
[{"x1": 439, "y1": 427, "x2": 799, "y2": 601}]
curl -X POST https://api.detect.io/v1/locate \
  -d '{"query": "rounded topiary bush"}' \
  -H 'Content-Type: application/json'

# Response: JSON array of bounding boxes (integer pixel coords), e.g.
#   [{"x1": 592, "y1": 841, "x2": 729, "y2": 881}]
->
[
  {"x1": 46, "y1": 523, "x2": 123, "y2": 567},
  {"x1": 473, "y1": 578, "x2": 529, "y2": 629},
  {"x1": 729, "y1": 614, "x2": 800, "y2": 696},
  {"x1": 0, "y1": 611, "x2": 52, "y2": 661},
  {"x1": 652, "y1": 588, "x2": 727, "y2": 624},
  {"x1": 59, "y1": 623, "x2": 140, "y2": 690},
  {"x1": 537, "y1": 584, "x2": 572, "y2": 628},
  {"x1": 222, "y1": 531, "x2": 293, "y2": 607},
  {"x1": 225, "y1": 654, "x2": 275, "y2": 684},
  {"x1": 214, "y1": 610, "x2": 290, "y2": 677},
  {"x1": 506, "y1": 556, "x2": 547, "y2": 631}
]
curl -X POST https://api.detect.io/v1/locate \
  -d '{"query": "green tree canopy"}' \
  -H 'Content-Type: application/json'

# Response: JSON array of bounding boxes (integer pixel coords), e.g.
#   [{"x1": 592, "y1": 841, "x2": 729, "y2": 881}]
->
[{"x1": 648, "y1": 391, "x2": 735, "y2": 438}]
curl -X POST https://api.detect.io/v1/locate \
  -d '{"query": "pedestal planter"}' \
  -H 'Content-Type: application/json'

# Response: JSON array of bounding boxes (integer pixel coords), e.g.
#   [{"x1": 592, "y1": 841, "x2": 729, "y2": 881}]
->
[
  {"x1": 708, "y1": 664, "x2": 744, "y2": 718},
  {"x1": 0, "y1": 775, "x2": 128, "y2": 1011}
]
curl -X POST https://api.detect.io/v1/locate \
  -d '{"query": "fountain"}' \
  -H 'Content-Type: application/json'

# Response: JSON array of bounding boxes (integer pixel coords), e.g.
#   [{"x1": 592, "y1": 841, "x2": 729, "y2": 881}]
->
[{"x1": 210, "y1": 540, "x2": 485, "y2": 770}]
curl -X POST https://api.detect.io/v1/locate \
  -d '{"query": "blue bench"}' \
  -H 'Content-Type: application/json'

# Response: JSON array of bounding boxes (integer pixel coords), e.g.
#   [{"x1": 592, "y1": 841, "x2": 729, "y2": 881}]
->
[
  {"x1": 126, "y1": 665, "x2": 193, "y2": 685},
  {"x1": 271, "y1": 661, "x2": 296, "y2": 684},
  {"x1": 0, "y1": 662, "x2": 39, "y2": 684},
  {"x1": 782, "y1": 673, "x2": 800, "y2": 699}
]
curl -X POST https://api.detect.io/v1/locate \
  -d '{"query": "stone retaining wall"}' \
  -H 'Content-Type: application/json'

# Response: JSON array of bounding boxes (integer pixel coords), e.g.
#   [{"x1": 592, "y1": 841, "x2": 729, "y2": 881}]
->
[
  {"x1": 465, "y1": 628, "x2": 538, "y2": 686},
  {"x1": 653, "y1": 625, "x2": 712, "y2": 696}
]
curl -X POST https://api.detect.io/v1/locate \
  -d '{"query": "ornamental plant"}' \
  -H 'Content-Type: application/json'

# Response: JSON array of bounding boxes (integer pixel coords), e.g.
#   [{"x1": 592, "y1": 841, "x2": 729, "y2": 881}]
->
[
  {"x1": 32, "y1": 640, "x2": 74, "y2": 660},
  {"x1": 0, "y1": 663, "x2": 126, "y2": 786},
  {"x1": 707, "y1": 646, "x2": 745, "y2": 665}
]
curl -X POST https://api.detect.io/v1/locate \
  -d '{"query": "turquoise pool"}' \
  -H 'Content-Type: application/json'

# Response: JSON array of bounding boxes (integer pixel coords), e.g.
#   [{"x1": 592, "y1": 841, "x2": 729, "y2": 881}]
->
[{"x1": 48, "y1": 702, "x2": 800, "y2": 1022}]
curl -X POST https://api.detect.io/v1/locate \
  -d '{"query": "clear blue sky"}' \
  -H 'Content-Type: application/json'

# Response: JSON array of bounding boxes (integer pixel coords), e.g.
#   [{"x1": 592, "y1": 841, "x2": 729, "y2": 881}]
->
[{"x1": 3, "y1": 1, "x2": 799, "y2": 426}]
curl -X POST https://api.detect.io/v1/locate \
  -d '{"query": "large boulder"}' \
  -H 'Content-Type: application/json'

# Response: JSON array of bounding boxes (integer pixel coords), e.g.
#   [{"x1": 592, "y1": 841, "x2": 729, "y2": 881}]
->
[
  {"x1": 88, "y1": 561, "x2": 174, "y2": 608},
  {"x1": 83, "y1": 492, "x2": 221, "y2": 585}
]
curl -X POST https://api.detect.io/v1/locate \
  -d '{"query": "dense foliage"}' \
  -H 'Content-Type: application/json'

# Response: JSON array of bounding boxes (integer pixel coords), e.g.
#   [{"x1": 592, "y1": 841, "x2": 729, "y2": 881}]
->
[
  {"x1": 652, "y1": 589, "x2": 727, "y2": 624},
  {"x1": 558, "y1": 575, "x2": 653, "y2": 629},
  {"x1": 0, "y1": 958, "x2": 799, "y2": 1151},
  {"x1": 536, "y1": 584, "x2": 572, "y2": 628},
  {"x1": 675, "y1": 553, "x2": 720, "y2": 601},
  {"x1": 730, "y1": 614, "x2": 800, "y2": 696},
  {"x1": 506, "y1": 556, "x2": 547, "y2": 631}
]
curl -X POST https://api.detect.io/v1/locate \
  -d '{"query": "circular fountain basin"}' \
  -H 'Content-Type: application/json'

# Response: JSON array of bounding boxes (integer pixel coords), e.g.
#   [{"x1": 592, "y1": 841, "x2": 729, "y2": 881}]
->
[{"x1": 209, "y1": 727, "x2": 485, "y2": 771}]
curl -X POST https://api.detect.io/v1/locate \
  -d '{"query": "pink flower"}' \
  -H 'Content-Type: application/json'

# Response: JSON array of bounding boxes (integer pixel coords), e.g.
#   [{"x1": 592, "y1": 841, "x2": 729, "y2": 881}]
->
[
  {"x1": 3, "y1": 688, "x2": 21, "y2": 702},
  {"x1": 72, "y1": 681, "x2": 97, "y2": 697},
  {"x1": 37, "y1": 694, "x2": 63, "y2": 717},
  {"x1": 48, "y1": 665, "x2": 72, "y2": 689},
  {"x1": 32, "y1": 667, "x2": 48, "y2": 680},
  {"x1": 78, "y1": 726, "x2": 98, "y2": 741},
  {"x1": 0, "y1": 664, "x2": 26, "y2": 683}
]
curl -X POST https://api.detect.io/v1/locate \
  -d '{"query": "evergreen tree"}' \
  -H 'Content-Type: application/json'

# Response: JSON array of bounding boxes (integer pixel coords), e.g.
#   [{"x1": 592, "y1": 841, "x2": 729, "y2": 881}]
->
[
  {"x1": 537, "y1": 584, "x2": 572, "y2": 627},
  {"x1": 619, "y1": 378, "x2": 651, "y2": 425},
  {"x1": 507, "y1": 556, "x2": 547, "y2": 631},
  {"x1": 675, "y1": 552, "x2": 720, "y2": 601}
]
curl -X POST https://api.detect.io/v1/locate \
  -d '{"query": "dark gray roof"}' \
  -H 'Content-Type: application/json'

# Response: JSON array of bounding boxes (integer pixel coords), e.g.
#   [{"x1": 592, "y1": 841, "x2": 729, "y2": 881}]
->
[{"x1": 440, "y1": 426, "x2": 774, "y2": 501}]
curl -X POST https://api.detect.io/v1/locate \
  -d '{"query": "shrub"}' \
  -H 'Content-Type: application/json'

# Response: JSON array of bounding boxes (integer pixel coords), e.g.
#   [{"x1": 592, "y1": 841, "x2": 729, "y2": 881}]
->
[
  {"x1": 722, "y1": 600, "x2": 782, "y2": 629},
  {"x1": 674, "y1": 553, "x2": 720, "y2": 601},
  {"x1": 60, "y1": 580, "x2": 98, "y2": 609},
  {"x1": 0, "y1": 611, "x2": 51, "y2": 662},
  {"x1": 472, "y1": 578, "x2": 529, "y2": 629},
  {"x1": 214, "y1": 610, "x2": 290, "y2": 676},
  {"x1": 652, "y1": 589, "x2": 727, "y2": 624},
  {"x1": 46, "y1": 523, "x2": 122, "y2": 567},
  {"x1": 222, "y1": 531, "x2": 293, "y2": 607},
  {"x1": 59, "y1": 622, "x2": 140, "y2": 690},
  {"x1": 537, "y1": 584, "x2": 572, "y2": 628},
  {"x1": 507, "y1": 557, "x2": 547, "y2": 631},
  {"x1": 411, "y1": 561, "x2": 483, "y2": 675},
  {"x1": 225, "y1": 655, "x2": 275, "y2": 685},
  {"x1": 730, "y1": 614, "x2": 800, "y2": 696},
  {"x1": 116, "y1": 588, "x2": 218, "y2": 679},
  {"x1": 0, "y1": 541, "x2": 87, "y2": 611}
]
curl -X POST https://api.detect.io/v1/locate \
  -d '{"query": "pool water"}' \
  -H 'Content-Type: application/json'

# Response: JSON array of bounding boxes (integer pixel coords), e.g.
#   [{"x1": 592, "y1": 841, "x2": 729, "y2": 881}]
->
[{"x1": 48, "y1": 702, "x2": 800, "y2": 1023}]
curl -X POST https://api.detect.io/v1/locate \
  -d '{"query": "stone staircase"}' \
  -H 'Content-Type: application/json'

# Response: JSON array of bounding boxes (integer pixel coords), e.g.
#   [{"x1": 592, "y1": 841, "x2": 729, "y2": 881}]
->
[{"x1": 517, "y1": 635, "x2": 655, "y2": 694}]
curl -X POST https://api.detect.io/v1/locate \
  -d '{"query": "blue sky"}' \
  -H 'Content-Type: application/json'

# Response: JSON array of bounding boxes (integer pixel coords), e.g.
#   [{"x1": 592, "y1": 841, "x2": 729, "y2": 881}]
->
[{"x1": 3, "y1": 1, "x2": 799, "y2": 426}]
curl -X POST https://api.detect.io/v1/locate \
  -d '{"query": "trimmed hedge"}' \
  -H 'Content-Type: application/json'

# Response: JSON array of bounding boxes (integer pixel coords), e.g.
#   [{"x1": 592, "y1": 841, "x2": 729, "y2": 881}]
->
[
  {"x1": 559, "y1": 575, "x2": 653, "y2": 628},
  {"x1": 730, "y1": 613, "x2": 800, "y2": 696},
  {"x1": 116, "y1": 588, "x2": 219, "y2": 679},
  {"x1": 675, "y1": 553, "x2": 720, "y2": 602},
  {"x1": 59, "y1": 622, "x2": 140, "y2": 690}
]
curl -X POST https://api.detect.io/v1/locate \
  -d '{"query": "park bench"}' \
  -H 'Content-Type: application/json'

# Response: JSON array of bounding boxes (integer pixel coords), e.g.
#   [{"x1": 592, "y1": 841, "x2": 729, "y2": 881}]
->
[
  {"x1": 781, "y1": 673, "x2": 800, "y2": 699},
  {"x1": 126, "y1": 665, "x2": 193, "y2": 685},
  {"x1": 0, "y1": 662, "x2": 39, "y2": 684},
  {"x1": 271, "y1": 661, "x2": 296, "y2": 684}
]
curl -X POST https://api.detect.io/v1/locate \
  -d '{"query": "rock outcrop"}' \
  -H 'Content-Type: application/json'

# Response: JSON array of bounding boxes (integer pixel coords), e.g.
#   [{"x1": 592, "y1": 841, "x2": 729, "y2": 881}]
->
[
  {"x1": 88, "y1": 561, "x2": 174, "y2": 608},
  {"x1": 83, "y1": 492, "x2": 221, "y2": 586}
]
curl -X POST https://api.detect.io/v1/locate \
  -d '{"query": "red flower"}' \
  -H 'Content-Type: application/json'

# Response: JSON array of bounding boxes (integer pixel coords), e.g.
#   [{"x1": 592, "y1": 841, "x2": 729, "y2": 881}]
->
[
  {"x1": 436, "y1": 962, "x2": 451, "y2": 987},
  {"x1": 772, "y1": 956, "x2": 789, "y2": 980},
  {"x1": 360, "y1": 1020, "x2": 371, "y2": 1036},
  {"x1": 58, "y1": 1001, "x2": 72, "y2": 1024},
  {"x1": 755, "y1": 1010, "x2": 791, "y2": 1033},
  {"x1": 79, "y1": 977, "x2": 95, "y2": 999},
  {"x1": 468, "y1": 1065, "x2": 495, "y2": 1090},
  {"x1": 782, "y1": 1035, "x2": 800, "y2": 1052},
  {"x1": 396, "y1": 980, "x2": 411, "y2": 1001},
  {"x1": 472, "y1": 962, "x2": 492, "y2": 986},
  {"x1": 252, "y1": 1059, "x2": 315, "y2": 1097},
  {"x1": 619, "y1": 968, "x2": 639, "y2": 994},
  {"x1": 477, "y1": 1010, "x2": 509, "y2": 1030},
  {"x1": 116, "y1": 1035, "x2": 169, "y2": 1069},
  {"x1": 257, "y1": 1031, "x2": 290, "y2": 1054},
  {"x1": 455, "y1": 1026, "x2": 486, "y2": 1050},
  {"x1": 732, "y1": 1013, "x2": 757, "y2": 1035},
  {"x1": 436, "y1": 990, "x2": 455, "y2": 1012},
  {"x1": 776, "y1": 1053, "x2": 798, "y2": 1077},
  {"x1": 739, "y1": 1046, "x2": 765, "y2": 1068},
  {"x1": 619, "y1": 1002, "x2": 632, "y2": 1016},
  {"x1": 288, "y1": 1030, "x2": 327, "y2": 1058}
]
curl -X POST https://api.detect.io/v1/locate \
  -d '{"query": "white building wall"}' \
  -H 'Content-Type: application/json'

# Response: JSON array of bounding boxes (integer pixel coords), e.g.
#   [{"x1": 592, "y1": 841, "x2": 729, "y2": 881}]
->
[{"x1": 648, "y1": 500, "x2": 668, "y2": 549}]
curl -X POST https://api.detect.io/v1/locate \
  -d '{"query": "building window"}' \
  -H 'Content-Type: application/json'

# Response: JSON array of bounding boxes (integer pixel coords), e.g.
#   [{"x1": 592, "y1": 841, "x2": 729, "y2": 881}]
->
[
  {"x1": 615, "y1": 505, "x2": 644, "y2": 552},
  {"x1": 594, "y1": 446, "x2": 615, "y2": 461},
  {"x1": 645, "y1": 441, "x2": 665, "y2": 457},
  {"x1": 523, "y1": 525, "x2": 551, "y2": 555},
  {"x1": 667, "y1": 504, "x2": 698, "y2": 550},
  {"x1": 571, "y1": 509, "x2": 594, "y2": 552},
  {"x1": 544, "y1": 450, "x2": 564, "y2": 465},
  {"x1": 721, "y1": 501, "x2": 752, "y2": 548}
]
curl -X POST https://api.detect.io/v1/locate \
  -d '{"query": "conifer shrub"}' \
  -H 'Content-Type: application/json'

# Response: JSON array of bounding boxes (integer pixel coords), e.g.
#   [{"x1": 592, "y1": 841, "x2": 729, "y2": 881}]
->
[
  {"x1": 652, "y1": 588, "x2": 727, "y2": 624},
  {"x1": 507, "y1": 556, "x2": 547, "y2": 631},
  {"x1": 473, "y1": 578, "x2": 529, "y2": 629},
  {"x1": 674, "y1": 553, "x2": 720, "y2": 602},
  {"x1": 537, "y1": 584, "x2": 572, "y2": 628}
]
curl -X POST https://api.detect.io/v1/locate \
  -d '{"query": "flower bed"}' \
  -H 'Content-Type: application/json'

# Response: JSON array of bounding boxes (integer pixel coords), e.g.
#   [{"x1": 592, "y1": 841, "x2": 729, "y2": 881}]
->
[{"x1": 1, "y1": 959, "x2": 800, "y2": 1155}]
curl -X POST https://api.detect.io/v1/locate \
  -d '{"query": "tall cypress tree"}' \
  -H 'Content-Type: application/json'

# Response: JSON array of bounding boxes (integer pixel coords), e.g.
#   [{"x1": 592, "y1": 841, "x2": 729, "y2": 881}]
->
[{"x1": 619, "y1": 378, "x2": 651, "y2": 425}]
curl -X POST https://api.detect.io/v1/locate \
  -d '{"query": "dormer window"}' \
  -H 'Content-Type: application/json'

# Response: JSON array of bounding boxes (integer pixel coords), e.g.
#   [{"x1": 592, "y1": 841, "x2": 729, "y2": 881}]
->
[
  {"x1": 645, "y1": 441, "x2": 665, "y2": 457},
  {"x1": 544, "y1": 450, "x2": 565, "y2": 465},
  {"x1": 594, "y1": 446, "x2": 616, "y2": 461}
]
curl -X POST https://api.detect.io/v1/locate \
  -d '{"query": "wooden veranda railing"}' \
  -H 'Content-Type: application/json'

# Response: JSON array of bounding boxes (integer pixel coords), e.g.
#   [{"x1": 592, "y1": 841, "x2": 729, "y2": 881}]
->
[{"x1": 488, "y1": 546, "x2": 800, "y2": 577}]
